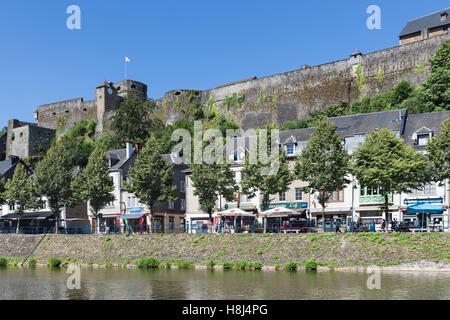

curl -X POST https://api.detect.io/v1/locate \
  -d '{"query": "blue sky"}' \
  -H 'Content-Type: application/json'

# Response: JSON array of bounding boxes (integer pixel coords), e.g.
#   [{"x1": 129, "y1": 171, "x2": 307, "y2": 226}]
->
[{"x1": 0, "y1": 0, "x2": 449, "y2": 126}]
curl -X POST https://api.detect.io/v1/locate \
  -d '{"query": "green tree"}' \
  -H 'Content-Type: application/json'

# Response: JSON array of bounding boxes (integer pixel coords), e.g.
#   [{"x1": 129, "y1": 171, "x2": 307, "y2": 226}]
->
[
  {"x1": 295, "y1": 117, "x2": 350, "y2": 215},
  {"x1": 124, "y1": 136, "x2": 176, "y2": 222},
  {"x1": 402, "y1": 40, "x2": 450, "y2": 113},
  {"x1": 241, "y1": 149, "x2": 294, "y2": 212},
  {"x1": 0, "y1": 178, "x2": 6, "y2": 205},
  {"x1": 34, "y1": 141, "x2": 76, "y2": 234},
  {"x1": 110, "y1": 91, "x2": 156, "y2": 151},
  {"x1": 351, "y1": 128, "x2": 430, "y2": 230},
  {"x1": 72, "y1": 147, "x2": 115, "y2": 233},
  {"x1": 190, "y1": 162, "x2": 238, "y2": 224},
  {"x1": 4, "y1": 164, "x2": 41, "y2": 233},
  {"x1": 427, "y1": 117, "x2": 450, "y2": 184}
]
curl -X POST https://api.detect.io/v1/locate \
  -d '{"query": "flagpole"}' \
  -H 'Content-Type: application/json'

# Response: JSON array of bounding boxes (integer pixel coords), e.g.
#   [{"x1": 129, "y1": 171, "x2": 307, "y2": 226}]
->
[{"x1": 125, "y1": 59, "x2": 127, "y2": 80}]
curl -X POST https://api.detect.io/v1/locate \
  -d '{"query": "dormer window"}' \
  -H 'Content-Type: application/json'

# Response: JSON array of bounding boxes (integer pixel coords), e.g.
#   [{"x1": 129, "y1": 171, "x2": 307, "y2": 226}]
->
[
  {"x1": 233, "y1": 152, "x2": 244, "y2": 163},
  {"x1": 441, "y1": 13, "x2": 448, "y2": 22},
  {"x1": 417, "y1": 134, "x2": 430, "y2": 146},
  {"x1": 286, "y1": 144, "x2": 295, "y2": 156}
]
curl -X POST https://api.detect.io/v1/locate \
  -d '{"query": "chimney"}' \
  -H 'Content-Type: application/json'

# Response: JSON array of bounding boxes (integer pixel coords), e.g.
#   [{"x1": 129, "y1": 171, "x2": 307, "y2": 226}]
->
[{"x1": 126, "y1": 142, "x2": 135, "y2": 159}]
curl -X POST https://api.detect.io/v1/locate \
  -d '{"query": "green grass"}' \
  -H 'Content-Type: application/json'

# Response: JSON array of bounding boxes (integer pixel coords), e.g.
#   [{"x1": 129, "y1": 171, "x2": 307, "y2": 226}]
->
[
  {"x1": 48, "y1": 258, "x2": 62, "y2": 268},
  {"x1": 0, "y1": 257, "x2": 7, "y2": 267},
  {"x1": 28, "y1": 259, "x2": 37, "y2": 267},
  {"x1": 136, "y1": 258, "x2": 160, "y2": 269},
  {"x1": 285, "y1": 262, "x2": 298, "y2": 271},
  {"x1": 235, "y1": 261, "x2": 248, "y2": 270},
  {"x1": 248, "y1": 262, "x2": 263, "y2": 270},
  {"x1": 222, "y1": 262, "x2": 234, "y2": 270},
  {"x1": 305, "y1": 259, "x2": 318, "y2": 271}
]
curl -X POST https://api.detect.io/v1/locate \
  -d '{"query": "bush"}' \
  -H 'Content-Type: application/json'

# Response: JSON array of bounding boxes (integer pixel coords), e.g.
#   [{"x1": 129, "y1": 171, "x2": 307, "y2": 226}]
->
[
  {"x1": 305, "y1": 259, "x2": 318, "y2": 271},
  {"x1": 137, "y1": 258, "x2": 160, "y2": 269},
  {"x1": 48, "y1": 258, "x2": 62, "y2": 268},
  {"x1": 248, "y1": 262, "x2": 263, "y2": 270},
  {"x1": 175, "y1": 261, "x2": 194, "y2": 269},
  {"x1": 206, "y1": 260, "x2": 216, "y2": 268},
  {"x1": 235, "y1": 261, "x2": 247, "y2": 270},
  {"x1": 0, "y1": 257, "x2": 7, "y2": 267},
  {"x1": 222, "y1": 262, "x2": 234, "y2": 270},
  {"x1": 28, "y1": 259, "x2": 37, "y2": 267},
  {"x1": 285, "y1": 262, "x2": 298, "y2": 271}
]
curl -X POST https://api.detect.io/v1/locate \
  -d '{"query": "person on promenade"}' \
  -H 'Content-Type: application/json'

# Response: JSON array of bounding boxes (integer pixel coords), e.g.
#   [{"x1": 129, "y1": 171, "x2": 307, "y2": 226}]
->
[
  {"x1": 381, "y1": 219, "x2": 386, "y2": 232},
  {"x1": 335, "y1": 220, "x2": 342, "y2": 234}
]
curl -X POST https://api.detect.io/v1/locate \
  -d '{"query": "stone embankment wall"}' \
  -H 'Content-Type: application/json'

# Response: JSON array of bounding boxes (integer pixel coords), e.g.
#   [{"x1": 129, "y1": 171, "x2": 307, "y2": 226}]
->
[
  {"x1": 1, "y1": 233, "x2": 447, "y2": 268},
  {"x1": 0, "y1": 234, "x2": 44, "y2": 258}
]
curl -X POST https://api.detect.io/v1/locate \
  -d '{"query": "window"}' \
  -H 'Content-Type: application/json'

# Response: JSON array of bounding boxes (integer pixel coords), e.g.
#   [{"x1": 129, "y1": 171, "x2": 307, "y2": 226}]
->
[
  {"x1": 328, "y1": 189, "x2": 344, "y2": 202},
  {"x1": 279, "y1": 192, "x2": 286, "y2": 202},
  {"x1": 180, "y1": 199, "x2": 186, "y2": 210},
  {"x1": 295, "y1": 188, "x2": 302, "y2": 201},
  {"x1": 241, "y1": 194, "x2": 251, "y2": 203},
  {"x1": 9, "y1": 204, "x2": 15, "y2": 211},
  {"x1": 286, "y1": 144, "x2": 295, "y2": 155},
  {"x1": 180, "y1": 181, "x2": 185, "y2": 193},
  {"x1": 441, "y1": 13, "x2": 448, "y2": 22},
  {"x1": 169, "y1": 201, "x2": 175, "y2": 209},
  {"x1": 417, "y1": 134, "x2": 430, "y2": 146},
  {"x1": 412, "y1": 183, "x2": 436, "y2": 195}
]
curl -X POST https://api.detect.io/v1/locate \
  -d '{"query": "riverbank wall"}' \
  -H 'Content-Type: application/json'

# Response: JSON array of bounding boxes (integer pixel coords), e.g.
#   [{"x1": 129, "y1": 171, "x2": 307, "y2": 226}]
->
[{"x1": 1, "y1": 233, "x2": 449, "y2": 270}]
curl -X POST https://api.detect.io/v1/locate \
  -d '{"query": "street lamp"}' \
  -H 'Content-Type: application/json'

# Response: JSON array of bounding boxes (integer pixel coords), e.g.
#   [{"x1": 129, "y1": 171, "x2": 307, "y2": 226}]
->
[{"x1": 351, "y1": 179, "x2": 356, "y2": 232}]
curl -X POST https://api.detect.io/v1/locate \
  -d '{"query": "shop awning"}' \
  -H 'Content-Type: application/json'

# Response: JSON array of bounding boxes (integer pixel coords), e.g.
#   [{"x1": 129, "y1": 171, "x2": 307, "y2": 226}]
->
[
  {"x1": 213, "y1": 208, "x2": 253, "y2": 217},
  {"x1": 120, "y1": 213, "x2": 146, "y2": 219},
  {"x1": 405, "y1": 204, "x2": 445, "y2": 214},
  {"x1": 0, "y1": 212, "x2": 54, "y2": 220}
]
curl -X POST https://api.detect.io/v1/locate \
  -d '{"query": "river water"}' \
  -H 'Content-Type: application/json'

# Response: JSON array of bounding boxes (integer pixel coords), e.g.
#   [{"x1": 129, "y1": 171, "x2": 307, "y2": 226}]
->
[{"x1": 0, "y1": 267, "x2": 449, "y2": 300}]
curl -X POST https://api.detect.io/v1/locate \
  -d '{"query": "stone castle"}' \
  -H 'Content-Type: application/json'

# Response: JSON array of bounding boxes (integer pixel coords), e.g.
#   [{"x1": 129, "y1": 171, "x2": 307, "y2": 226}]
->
[{"x1": 1, "y1": 8, "x2": 449, "y2": 160}]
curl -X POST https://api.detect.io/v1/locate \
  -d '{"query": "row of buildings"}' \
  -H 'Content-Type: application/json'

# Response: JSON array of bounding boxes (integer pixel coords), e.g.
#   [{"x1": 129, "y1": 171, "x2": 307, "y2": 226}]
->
[{"x1": 1, "y1": 109, "x2": 448, "y2": 234}]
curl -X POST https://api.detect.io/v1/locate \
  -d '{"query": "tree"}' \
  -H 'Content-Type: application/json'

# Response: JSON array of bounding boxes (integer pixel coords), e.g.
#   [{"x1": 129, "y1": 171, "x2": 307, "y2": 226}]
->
[
  {"x1": 72, "y1": 147, "x2": 115, "y2": 233},
  {"x1": 4, "y1": 164, "x2": 41, "y2": 233},
  {"x1": 402, "y1": 40, "x2": 450, "y2": 113},
  {"x1": 351, "y1": 128, "x2": 430, "y2": 230},
  {"x1": 34, "y1": 141, "x2": 76, "y2": 234},
  {"x1": 427, "y1": 117, "x2": 450, "y2": 184},
  {"x1": 241, "y1": 149, "x2": 294, "y2": 212},
  {"x1": 110, "y1": 91, "x2": 156, "y2": 151},
  {"x1": 190, "y1": 162, "x2": 237, "y2": 224},
  {"x1": 295, "y1": 117, "x2": 350, "y2": 216},
  {"x1": 124, "y1": 136, "x2": 176, "y2": 226},
  {"x1": 0, "y1": 178, "x2": 6, "y2": 205}
]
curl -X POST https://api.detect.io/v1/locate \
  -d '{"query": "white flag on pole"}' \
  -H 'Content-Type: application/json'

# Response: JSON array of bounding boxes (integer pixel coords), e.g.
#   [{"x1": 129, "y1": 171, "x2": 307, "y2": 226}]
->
[{"x1": 125, "y1": 56, "x2": 130, "y2": 63}]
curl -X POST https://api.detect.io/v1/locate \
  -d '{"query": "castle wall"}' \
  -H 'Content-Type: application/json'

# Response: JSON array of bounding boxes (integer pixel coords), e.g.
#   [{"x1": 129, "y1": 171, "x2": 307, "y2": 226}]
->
[
  {"x1": 8, "y1": 125, "x2": 55, "y2": 159},
  {"x1": 158, "y1": 33, "x2": 449, "y2": 130},
  {"x1": 35, "y1": 98, "x2": 97, "y2": 132}
]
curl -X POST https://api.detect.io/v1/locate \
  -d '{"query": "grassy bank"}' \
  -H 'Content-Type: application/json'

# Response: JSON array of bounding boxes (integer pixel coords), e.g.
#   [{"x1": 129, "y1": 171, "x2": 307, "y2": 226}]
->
[{"x1": 0, "y1": 232, "x2": 446, "y2": 270}]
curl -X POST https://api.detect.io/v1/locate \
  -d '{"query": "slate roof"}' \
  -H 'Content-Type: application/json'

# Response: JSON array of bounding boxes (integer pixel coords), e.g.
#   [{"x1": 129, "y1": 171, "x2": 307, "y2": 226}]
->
[
  {"x1": 0, "y1": 157, "x2": 31, "y2": 180},
  {"x1": 106, "y1": 148, "x2": 131, "y2": 170},
  {"x1": 400, "y1": 7, "x2": 450, "y2": 37},
  {"x1": 403, "y1": 111, "x2": 450, "y2": 148},
  {"x1": 328, "y1": 109, "x2": 407, "y2": 138}
]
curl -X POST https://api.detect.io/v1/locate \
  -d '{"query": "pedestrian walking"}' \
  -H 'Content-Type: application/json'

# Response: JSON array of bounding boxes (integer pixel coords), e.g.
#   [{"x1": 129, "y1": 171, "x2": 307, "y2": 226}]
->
[
  {"x1": 381, "y1": 219, "x2": 386, "y2": 232},
  {"x1": 335, "y1": 219, "x2": 342, "y2": 234}
]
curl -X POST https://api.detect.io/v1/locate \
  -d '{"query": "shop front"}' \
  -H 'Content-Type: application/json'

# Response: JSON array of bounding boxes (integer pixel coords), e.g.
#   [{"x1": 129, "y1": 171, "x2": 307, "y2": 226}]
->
[
  {"x1": 404, "y1": 199, "x2": 446, "y2": 232},
  {"x1": 310, "y1": 208, "x2": 351, "y2": 232}
]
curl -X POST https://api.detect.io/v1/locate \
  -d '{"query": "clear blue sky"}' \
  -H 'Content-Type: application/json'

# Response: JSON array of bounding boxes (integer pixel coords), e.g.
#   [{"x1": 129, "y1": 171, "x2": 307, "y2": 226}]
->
[{"x1": 0, "y1": 0, "x2": 449, "y2": 126}]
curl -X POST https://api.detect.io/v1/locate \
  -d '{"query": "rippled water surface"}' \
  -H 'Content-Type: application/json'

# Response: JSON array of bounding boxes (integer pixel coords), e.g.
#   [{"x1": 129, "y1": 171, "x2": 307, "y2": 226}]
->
[{"x1": 0, "y1": 267, "x2": 449, "y2": 300}]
